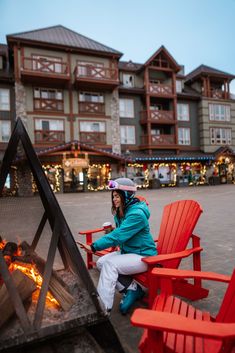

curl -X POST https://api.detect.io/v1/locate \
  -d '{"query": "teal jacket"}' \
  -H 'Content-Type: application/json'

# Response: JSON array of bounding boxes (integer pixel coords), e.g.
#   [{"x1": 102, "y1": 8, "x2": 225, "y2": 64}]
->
[{"x1": 92, "y1": 200, "x2": 157, "y2": 257}]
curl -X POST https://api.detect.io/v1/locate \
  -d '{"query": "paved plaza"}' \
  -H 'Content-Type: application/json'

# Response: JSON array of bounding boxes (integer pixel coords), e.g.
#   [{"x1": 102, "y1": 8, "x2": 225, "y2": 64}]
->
[
  {"x1": 1, "y1": 184, "x2": 234, "y2": 352},
  {"x1": 56, "y1": 184, "x2": 235, "y2": 353}
]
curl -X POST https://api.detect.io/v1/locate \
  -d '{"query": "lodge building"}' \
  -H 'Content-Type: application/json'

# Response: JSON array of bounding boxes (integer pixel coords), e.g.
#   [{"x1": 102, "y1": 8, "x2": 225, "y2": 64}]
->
[{"x1": 0, "y1": 25, "x2": 235, "y2": 193}]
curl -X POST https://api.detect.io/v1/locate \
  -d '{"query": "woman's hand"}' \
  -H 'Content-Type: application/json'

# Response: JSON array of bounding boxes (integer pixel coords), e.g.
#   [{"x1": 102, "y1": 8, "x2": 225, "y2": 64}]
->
[{"x1": 76, "y1": 241, "x2": 92, "y2": 252}]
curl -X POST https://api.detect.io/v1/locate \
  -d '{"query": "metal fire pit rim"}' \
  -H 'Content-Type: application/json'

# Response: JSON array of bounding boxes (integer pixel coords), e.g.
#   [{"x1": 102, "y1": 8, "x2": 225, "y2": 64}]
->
[{"x1": 0, "y1": 311, "x2": 108, "y2": 351}]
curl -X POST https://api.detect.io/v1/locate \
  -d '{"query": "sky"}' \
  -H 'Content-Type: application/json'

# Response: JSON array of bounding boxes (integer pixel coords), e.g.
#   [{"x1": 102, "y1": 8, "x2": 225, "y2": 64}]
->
[{"x1": 1, "y1": 0, "x2": 235, "y2": 91}]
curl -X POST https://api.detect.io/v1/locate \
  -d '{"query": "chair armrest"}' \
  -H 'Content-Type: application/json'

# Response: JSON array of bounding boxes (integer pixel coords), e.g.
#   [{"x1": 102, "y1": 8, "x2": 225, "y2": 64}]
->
[
  {"x1": 78, "y1": 227, "x2": 107, "y2": 245},
  {"x1": 131, "y1": 309, "x2": 235, "y2": 339},
  {"x1": 142, "y1": 247, "x2": 203, "y2": 265},
  {"x1": 150, "y1": 268, "x2": 231, "y2": 284},
  {"x1": 79, "y1": 227, "x2": 105, "y2": 235}
]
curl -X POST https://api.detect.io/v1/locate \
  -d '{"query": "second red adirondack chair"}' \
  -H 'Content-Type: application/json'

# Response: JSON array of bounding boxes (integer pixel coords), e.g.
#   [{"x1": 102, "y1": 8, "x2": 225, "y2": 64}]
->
[
  {"x1": 131, "y1": 268, "x2": 235, "y2": 353},
  {"x1": 78, "y1": 199, "x2": 209, "y2": 303}
]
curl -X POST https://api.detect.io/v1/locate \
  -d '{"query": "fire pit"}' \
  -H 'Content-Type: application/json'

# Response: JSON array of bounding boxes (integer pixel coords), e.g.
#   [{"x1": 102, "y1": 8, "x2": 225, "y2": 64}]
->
[{"x1": 0, "y1": 118, "x2": 125, "y2": 352}]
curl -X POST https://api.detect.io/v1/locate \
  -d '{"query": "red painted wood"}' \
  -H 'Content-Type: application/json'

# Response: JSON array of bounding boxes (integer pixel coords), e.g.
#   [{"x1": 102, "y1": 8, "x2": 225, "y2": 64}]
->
[
  {"x1": 216, "y1": 270, "x2": 235, "y2": 323},
  {"x1": 131, "y1": 269, "x2": 235, "y2": 353},
  {"x1": 78, "y1": 199, "x2": 207, "y2": 303}
]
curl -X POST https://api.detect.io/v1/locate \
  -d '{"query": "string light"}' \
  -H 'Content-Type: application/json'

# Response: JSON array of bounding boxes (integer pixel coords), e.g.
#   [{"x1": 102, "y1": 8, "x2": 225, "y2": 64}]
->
[{"x1": 87, "y1": 163, "x2": 111, "y2": 191}]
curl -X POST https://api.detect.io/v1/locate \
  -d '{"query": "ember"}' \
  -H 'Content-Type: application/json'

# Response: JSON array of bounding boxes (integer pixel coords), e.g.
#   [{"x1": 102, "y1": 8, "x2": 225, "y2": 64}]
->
[
  {"x1": 0, "y1": 239, "x2": 60, "y2": 308},
  {"x1": 0, "y1": 118, "x2": 125, "y2": 353},
  {"x1": 0, "y1": 236, "x2": 6, "y2": 250},
  {"x1": 11, "y1": 263, "x2": 60, "y2": 307}
]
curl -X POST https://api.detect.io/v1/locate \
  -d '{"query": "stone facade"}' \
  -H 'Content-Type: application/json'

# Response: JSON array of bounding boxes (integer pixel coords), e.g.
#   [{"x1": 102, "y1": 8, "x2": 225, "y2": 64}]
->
[
  {"x1": 15, "y1": 82, "x2": 28, "y2": 129},
  {"x1": 110, "y1": 88, "x2": 121, "y2": 154}
]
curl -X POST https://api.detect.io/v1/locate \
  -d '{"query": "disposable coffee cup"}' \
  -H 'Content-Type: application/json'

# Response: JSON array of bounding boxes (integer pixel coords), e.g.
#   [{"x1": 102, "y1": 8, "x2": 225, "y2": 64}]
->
[{"x1": 102, "y1": 222, "x2": 112, "y2": 233}]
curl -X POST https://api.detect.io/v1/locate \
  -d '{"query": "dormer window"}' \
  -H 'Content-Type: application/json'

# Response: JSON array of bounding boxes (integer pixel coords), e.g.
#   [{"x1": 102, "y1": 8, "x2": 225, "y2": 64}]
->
[{"x1": 123, "y1": 73, "x2": 134, "y2": 87}]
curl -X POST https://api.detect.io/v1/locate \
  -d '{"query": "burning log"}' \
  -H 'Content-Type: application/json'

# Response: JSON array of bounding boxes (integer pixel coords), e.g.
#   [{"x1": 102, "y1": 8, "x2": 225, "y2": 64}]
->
[
  {"x1": 0, "y1": 240, "x2": 17, "y2": 286},
  {"x1": 3, "y1": 241, "x2": 18, "y2": 266},
  {"x1": 0, "y1": 269, "x2": 37, "y2": 328},
  {"x1": 17, "y1": 242, "x2": 75, "y2": 311}
]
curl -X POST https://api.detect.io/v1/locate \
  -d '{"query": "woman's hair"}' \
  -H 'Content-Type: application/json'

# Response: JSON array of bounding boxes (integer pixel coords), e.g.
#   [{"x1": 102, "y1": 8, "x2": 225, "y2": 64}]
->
[{"x1": 111, "y1": 190, "x2": 126, "y2": 218}]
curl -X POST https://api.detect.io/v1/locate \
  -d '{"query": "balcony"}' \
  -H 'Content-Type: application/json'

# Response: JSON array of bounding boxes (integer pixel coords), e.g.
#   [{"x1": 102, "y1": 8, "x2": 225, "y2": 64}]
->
[
  {"x1": 141, "y1": 134, "x2": 176, "y2": 147},
  {"x1": 34, "y1": 130, "x2": 65, "y2": 144},
  {"x1": 78, "y1": 102, "x2": 105, "y2": 115},
  {"x1": 140, "y1": 109, "x2": 175, "y2": 124},
  {"x1": 79, "y1": 131, "x2": 106, "y2": 144},
  {"x1": 210, "y1": 89, "x2": 226, "y2": 99},
  {"x1": 34, "y1": 98, "x2": 64, "y2": 112},
  {"x1": 74, "y1": 64, "x2": 119, "y2": 90},
  {"x1": 21, "y1": 57, "x2": 70, "y2": 86},
  {"x1": 148, "y1": 81, "x2": 174, "y2": 97}
]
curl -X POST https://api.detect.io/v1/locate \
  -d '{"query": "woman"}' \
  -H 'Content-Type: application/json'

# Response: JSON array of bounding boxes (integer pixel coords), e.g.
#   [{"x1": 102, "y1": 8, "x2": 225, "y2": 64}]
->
[{"x1": 78, "y1": 177, "x2": 157, "y2": 314}]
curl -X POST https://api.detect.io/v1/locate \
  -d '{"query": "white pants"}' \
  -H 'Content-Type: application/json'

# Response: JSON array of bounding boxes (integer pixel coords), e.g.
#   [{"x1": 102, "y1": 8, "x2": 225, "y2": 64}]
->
[{"x1": 96, "y1": 251, "x2": 147, "y2": 310}]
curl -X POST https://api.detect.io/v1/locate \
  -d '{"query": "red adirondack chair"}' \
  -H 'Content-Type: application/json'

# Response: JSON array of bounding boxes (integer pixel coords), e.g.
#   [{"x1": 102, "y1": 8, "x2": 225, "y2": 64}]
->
[
  {"x1": 78, "y1": 199, "x2": 209, "y2": 303},
  {"x1": 131, "y1": 267, "x2": 235, "y2": 353}
]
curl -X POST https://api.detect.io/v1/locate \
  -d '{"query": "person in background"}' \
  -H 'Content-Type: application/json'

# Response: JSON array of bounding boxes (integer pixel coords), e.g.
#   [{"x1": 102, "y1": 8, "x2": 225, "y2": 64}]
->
[{"x1": 78, "y1": 178, "x2": 157, "y2": 315}]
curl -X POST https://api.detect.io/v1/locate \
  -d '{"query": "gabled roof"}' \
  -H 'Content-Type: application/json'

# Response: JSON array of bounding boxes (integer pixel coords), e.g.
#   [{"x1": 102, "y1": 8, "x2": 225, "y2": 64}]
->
[
  {"x1": 7, "y1": 25, "x2": 122, "y2": 57},
  {"x1": 143, "y1": 45, "x2": 181, "y2": 72},
  {"x1": 214, "y1": 146, "x2": 235, "y2": 157},
  {"x1": 35, "y1": 140, "x2": 134, "y2": 163},
  {"x1": 185, "y1": 64, "x2": 235, "y2": 83},
  {"x1": 118, "y1": 60, "x2": 143, "y2": 72}
]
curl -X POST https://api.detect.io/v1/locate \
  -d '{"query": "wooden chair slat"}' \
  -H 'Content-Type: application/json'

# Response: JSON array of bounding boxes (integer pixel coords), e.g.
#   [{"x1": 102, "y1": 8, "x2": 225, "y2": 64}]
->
[
  {"x1": 78, "y1": 199, "x2": 207, "y2": 303},
  {"x1": 131, "y1": 269, "x2": 235, "y2": 353}
]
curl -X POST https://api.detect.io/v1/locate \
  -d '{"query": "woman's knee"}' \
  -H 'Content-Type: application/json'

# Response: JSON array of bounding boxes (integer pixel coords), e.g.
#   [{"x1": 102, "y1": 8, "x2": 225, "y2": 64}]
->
[
  {"x1": 97, "y1": 252, "x2": 119, "y2": 270},
  {"x1": 96, "y1": 257, "x2": 104, "y2": 270}
]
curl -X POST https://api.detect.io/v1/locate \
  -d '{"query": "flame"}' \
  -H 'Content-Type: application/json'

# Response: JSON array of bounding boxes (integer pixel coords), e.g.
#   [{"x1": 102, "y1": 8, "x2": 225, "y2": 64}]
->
[
  {"x1": 1, "y1": 239, "x2": 60, "y2": 308},
  {"x1": 0, "y1": 239, "x2": 6, "y2": 250},
  {"x1": 11, "y1": 263, "x2": 60, "y2": 308}
]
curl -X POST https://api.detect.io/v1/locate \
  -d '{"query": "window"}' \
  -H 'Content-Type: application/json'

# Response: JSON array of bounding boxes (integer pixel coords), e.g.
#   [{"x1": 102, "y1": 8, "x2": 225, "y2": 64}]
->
[
  {"x1": 79, "y1": 92, "x2": 104, "y2": 103},
  {"x1": 210, "y1": 128, "x2": 231, "y2": 145},
  {"x1": 80, "y1": 121, "x2": 105, "y2": 132},
  {"x1": 77, "y1": 61, "x2": 104, "y2": 78},
  {"x1": 119, "y1": 98, "x2": 134, "y2": 118},
  {"x1": 120, "y1": 125, "x2": 135, "y2": 144},
  {"x1": 0, "y1": 88, "x2": 10, "y2": 111},
  {"x1": 151, "y1": 129, "x2": 161, "y2": 135},
  {"x1": 209, "y1": 104, "x2": 230, "y2": 121},
  {"x1": 35, "y1": 119, "x2": 64, "y2": 131},
  {"x1": 123, "y1": 74, "x2": 134, "y2": 87},
  {"x1": 32, "y1": 55, "x2": 62, "y2": 73},
  {"x1": 34, "y1": 88, "x2": 63, "y2": 111},
  {"x1": 177, "y1": 103, "x2": 189, "y2": 121},
  {"x1": 176, "y1": 80, "x2": 183, "y2": 93},
  {"x1": 150, "y1": 104, "x2": 162, "y2": 110},
  {"x1": 178, "y1": 127, "x2": 190, "y2": 145},
  {"x1": 0, "y1": 120, "x2": 11, "y2": 142}
]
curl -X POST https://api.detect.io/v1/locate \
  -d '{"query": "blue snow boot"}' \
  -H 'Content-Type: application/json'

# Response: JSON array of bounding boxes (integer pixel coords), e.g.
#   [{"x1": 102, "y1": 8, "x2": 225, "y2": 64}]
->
[{"x1": 119, "y1": 284, "x2": 144, "y2": 315}]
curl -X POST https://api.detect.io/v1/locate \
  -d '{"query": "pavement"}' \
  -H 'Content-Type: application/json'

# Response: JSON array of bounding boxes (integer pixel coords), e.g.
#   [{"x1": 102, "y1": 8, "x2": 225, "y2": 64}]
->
[
  {"x1": 56, "y1": 184, "x2": 235, "y2": 352},
  {"x1": 1, "y1": 184, "x2": 234, "y2": 352}
]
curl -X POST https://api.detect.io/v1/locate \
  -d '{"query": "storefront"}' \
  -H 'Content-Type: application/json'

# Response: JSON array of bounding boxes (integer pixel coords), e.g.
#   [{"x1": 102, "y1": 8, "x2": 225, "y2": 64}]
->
[
  {"x1": 4, "y1": 142, "x2": 234, "y2": 194},
  {"x1": 34, "y1": 141, "x2": 128, "y2": 193}
]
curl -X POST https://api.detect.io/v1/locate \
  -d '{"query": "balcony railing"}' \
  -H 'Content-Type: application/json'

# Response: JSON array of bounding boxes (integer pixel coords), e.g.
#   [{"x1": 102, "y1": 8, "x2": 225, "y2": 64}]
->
[
  {"x1": 22, "y1": 57, "x2": 69, "y2": 76},
  {"x1": 141, "y1": 134, "x2": 175, "y2": 145},
  {"x1": 79, "y1": 132, "x2": 106, "y2": 144},
  {"x1": 210, "y1": 89, "x2": 225, "y2": 99},
  {"x1": 35, "y1": 130, "x2": 65, "y2": 143},
  {"x1": 149, "y1": 81, "x2": 173, "y2": 95},
  {"x1": 141, "y1": 109, "x2": 174, "y2": 123},
  {"x1": 34, "y1": 99, "x2": 64, "y2": 112},
  {"x1": 78, "y1": 102, "x2": 105, "y2": 115},
  {"x1": 74, "y1": 65, "x2": 118, "y2": 81}
]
